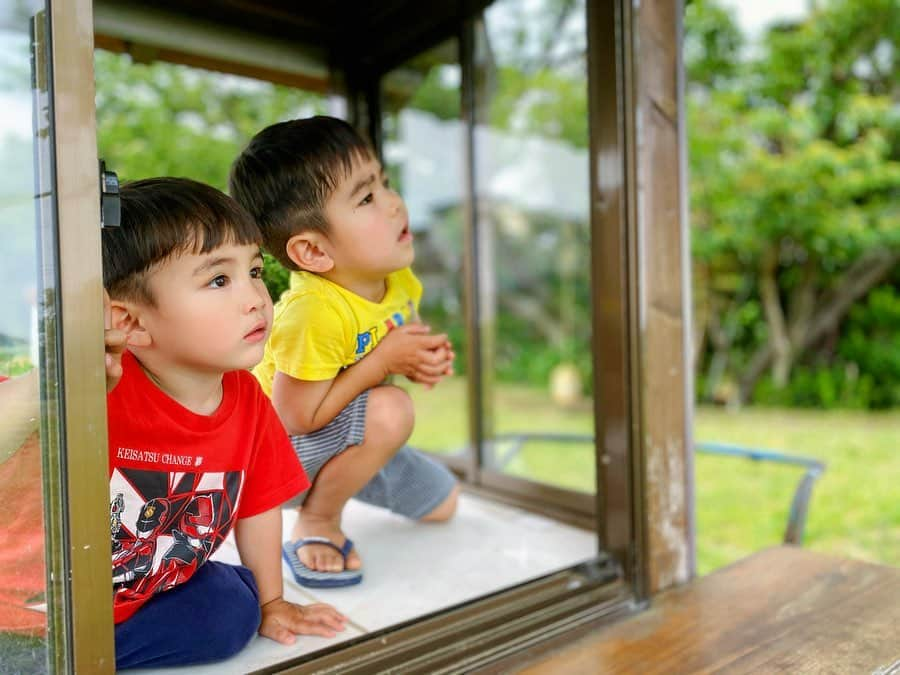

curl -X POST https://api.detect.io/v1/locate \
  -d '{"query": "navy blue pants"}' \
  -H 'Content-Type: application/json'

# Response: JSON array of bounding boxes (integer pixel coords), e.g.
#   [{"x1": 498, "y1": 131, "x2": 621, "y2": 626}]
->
[{"x1": 115, "y1": 561, "x2": 261, "y2": 670}]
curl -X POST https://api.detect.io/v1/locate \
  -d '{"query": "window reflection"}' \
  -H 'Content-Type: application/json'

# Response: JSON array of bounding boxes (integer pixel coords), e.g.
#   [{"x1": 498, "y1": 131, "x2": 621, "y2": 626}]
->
[
  {"x1": 0, "y1": 2, "x2": 50, "y2": 671},
  {"x1": 382, "y1": 41, "x2": 470, "y2": 459},
  {"x1": 476, "y1": 0, "x2": 595, "y2": 493}
]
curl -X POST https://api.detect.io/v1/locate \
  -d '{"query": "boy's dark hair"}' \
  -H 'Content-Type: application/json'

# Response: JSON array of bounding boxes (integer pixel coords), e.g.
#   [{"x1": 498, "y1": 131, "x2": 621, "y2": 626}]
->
[
  {"x1": 102, "y1": 177, "x2": 262, "y2": 305},
  {"x1": 228, "y1": 116, "x2": 372, "y2": 271}
]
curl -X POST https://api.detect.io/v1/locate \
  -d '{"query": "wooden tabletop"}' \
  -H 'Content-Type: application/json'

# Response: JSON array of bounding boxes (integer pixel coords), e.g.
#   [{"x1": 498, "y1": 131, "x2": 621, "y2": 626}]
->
[{"x1": 516, "y1": 546, "x2": 900, "y2": 674}]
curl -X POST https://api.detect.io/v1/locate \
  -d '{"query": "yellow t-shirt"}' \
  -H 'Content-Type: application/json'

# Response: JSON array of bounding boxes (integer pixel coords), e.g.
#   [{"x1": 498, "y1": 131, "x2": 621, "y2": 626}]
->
[{"x1": 253, "y1": 268, "x2": 423, "y2": 395}]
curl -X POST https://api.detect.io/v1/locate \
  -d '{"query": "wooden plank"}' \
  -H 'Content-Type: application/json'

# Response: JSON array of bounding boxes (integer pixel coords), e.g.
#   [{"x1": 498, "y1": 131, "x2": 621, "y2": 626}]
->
[{"x1": 515, "y1": 547, "x2": 900, "y2": 674}]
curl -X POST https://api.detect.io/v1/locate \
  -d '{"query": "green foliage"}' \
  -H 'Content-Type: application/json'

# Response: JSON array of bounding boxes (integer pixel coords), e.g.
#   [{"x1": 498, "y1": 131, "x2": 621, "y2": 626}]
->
[
  {"x1": 753, "y1": 365, "x2": 876, "y2": 409},
  {"x1": 485, "y1": 65, "x2": 589, "y2": 150},
  {"x1": 755, "y1": 279, "x2": 900, "y2": 409},
  {"x1": 689, "y1": 0, "x2": 900, "y2": 409},
  {"x1": 405, "y1": 65, "x2": 461, "y2": 120},
  {"x1": 479, "y1": 0, "x2": 589, "y2": 148},
  {"x1": 684, "y1": 0, "x2": 744, "y2": 88},
  {"x1": 837, "y1": 283, "x2": 900, "y2": 408},
  {"x1": 262, "y1": 253, "x2": 290, "y2": 303},
  {"x1": 95, "y1": 50, "x2": 327, "y2": 189}
]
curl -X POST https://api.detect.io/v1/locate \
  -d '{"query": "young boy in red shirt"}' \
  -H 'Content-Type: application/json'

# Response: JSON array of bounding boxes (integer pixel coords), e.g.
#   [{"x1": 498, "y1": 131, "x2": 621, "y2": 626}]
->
[{"x1": 103, "y1": 178, "x2": 345, "y2": 669}]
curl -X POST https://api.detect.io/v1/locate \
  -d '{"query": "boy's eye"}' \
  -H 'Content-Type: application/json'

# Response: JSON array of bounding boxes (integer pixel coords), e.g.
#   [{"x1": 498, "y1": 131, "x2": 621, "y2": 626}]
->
[
  {"x1": 250, "y1": 266, "x2": 263, "y2": 279},
  {"x1": 358, "y1": 193, "x2": 374, "y2": 207},
  {"x1": 208, "y1": 275, "x2": 228, "y2": 288}
]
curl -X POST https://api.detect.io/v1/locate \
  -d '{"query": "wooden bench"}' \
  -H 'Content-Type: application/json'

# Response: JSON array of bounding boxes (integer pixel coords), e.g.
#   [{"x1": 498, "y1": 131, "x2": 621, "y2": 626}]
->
[{"x1": 513, "y1": 546, "x2": 900, "y2": 674}]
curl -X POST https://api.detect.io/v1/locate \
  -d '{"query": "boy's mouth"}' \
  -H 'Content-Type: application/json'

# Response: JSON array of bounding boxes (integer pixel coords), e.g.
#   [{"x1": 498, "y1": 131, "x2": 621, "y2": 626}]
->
[
  {"x1": 398, "y1": 224, "x2": 412, "y2": 243},
  {"x1": 244, "y1": 321, "x2": 268, "y2": 343}
]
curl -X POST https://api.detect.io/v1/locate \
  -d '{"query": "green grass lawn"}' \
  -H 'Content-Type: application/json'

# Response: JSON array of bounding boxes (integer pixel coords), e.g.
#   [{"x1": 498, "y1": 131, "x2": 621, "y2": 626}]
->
[
  {"x1": 406, "y1": 377, "x2": 899, "y2": 575},
  {"x1": 695, "y1": 407, "x2": 899, "y2": 574}
]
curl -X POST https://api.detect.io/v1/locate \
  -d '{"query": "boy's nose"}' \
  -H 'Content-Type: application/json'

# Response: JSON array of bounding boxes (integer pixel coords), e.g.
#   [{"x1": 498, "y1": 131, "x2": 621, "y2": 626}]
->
[
  {"x1": 389, "y1": 190, "x2": 404, "y2": 215},
  {"x1": 244, "y1": 283, "x2": 268, "y2": 312}
]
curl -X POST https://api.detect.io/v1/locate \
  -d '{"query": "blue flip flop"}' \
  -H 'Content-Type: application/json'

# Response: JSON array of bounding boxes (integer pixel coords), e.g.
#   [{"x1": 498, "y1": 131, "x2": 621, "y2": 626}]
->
[{"x1": 281, "y1": 537, "x2": 363, "y2": 588}]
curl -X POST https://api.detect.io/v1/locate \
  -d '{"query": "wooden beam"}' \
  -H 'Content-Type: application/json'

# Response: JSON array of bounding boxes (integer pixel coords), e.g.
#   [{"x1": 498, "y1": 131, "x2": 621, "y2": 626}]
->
[
  {"x1": 94, "y1": 34, "x2": 331, "y2": 92},
  {"x1": 633, "y1": 0, "x2": 693, "y2": 592}
]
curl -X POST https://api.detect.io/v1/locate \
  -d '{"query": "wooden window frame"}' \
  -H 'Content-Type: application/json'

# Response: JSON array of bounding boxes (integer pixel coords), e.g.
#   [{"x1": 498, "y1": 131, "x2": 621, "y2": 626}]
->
[{"x1": 41, "y1": 0, "x2": 692, "y2": 670}]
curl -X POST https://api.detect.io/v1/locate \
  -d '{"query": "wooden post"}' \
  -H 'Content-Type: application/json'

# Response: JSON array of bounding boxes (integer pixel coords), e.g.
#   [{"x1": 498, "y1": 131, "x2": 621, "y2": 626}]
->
[{"x1": 633, "y1": 0, "x2": 694, "y2": 592}]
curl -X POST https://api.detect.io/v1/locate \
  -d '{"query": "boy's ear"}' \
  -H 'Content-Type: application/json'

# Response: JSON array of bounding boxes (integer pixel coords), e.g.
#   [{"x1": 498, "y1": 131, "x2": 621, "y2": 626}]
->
[
  {"x1": 108, "y1": 299, "x2": 152, "y2": 348},
  {"x1": 286, "y1": 233, "x2": 334, "y2": 273}
]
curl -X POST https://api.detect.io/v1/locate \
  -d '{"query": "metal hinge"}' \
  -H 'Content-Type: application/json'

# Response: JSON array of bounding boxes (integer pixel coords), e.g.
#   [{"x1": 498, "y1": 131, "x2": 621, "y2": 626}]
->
[{"x1": 99, "y1": 159, "x2": 120, "y2": 228}]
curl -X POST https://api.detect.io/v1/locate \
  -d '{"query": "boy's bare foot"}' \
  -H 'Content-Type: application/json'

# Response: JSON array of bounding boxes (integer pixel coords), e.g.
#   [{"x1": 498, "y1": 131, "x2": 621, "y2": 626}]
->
[{"x1": 291, "y1": 511, "x2": 362, "y2": 573}]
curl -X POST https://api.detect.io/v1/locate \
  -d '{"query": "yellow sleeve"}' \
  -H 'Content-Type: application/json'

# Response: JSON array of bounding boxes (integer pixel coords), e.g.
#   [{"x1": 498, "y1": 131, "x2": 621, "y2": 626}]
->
[
  {"x1": 400, "y1": 268, "x2": 424, "y2": 313},
  {"x1": 268, "y1": 292, "x2": 352, "y2": 381}
]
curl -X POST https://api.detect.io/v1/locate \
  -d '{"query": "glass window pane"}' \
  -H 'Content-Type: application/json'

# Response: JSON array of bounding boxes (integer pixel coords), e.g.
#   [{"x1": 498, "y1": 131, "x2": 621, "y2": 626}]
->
[
  {"x1": 0, "y1": 2, "x2": 53, "y2": 671},
  {"x1": 476, "y1": 0, "x2": 595, "y2": 494},
  {"x1": 381, "y1": 40, "x2": 470, "y2": 459}
]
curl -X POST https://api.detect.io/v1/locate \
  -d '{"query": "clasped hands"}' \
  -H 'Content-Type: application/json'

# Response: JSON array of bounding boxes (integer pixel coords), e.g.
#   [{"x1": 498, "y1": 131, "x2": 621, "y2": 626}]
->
[{"x1": 370, "y1": 322, "x2": 454, "y2": 389}]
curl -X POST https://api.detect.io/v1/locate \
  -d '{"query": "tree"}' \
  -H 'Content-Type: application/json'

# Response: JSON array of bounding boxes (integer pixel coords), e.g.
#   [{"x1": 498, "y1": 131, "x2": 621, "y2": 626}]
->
[
  {"x1": 687, "y1": 0, "x2": 900, "y2": 406},
  {"x1": 95, "y1": 51, "x2": 328, "y2": 189}
]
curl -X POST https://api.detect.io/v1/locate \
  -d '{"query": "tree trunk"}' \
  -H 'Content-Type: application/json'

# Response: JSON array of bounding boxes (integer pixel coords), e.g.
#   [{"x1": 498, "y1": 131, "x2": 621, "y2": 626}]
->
[
  {"x1": 758, "y1": 247, "x2": 792, "y2": 388},
  {"x1": 692, "y1": 261, "x2": 710, "y2": 376},
  {"x1": 736, "y1": 250, "x2": 899, "y2": 405}
]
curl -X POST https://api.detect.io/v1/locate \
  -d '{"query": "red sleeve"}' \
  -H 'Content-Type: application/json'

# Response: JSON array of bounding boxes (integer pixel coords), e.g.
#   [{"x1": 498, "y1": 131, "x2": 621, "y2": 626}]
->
[
  {"x1": 236, "y1": 376, "x2": 309, "y2": 519},
  {"x1": 0, "y1": 376, "x2": 9, "y2": 383}
]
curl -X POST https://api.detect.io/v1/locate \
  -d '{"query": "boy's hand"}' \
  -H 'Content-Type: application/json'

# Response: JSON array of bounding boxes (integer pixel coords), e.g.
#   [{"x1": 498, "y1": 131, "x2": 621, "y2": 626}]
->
[
  {"x1": 371, "y1": 323, "x2": 451, "y2": 384},
  {"x1": 259, "y1": 597, "x2": 347, "y2": 645},
  {"x1": 406, "y1": 339, "x2": 455, "y2": 389},
  {"x1": 103, "y1": 290, "x2": 128, "y2": 393}
]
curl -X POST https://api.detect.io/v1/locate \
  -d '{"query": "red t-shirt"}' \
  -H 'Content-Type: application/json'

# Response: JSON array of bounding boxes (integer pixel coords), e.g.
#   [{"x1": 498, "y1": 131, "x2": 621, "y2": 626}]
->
[{"x1": 108, "y1": 351, "x2": 308, "y2": 624}]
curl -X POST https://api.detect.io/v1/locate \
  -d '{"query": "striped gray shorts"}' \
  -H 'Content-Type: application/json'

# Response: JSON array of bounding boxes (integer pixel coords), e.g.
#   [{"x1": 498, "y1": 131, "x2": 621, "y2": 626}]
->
[{"x1": 289, "y1": 389, "x2": 457, "y2": 520}]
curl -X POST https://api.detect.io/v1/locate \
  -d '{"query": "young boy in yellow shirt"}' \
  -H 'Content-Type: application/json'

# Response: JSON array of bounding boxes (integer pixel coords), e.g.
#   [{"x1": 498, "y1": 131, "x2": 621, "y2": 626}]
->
[{"x1": 230, "y1": 116, "x2": 459, "y2": 587}]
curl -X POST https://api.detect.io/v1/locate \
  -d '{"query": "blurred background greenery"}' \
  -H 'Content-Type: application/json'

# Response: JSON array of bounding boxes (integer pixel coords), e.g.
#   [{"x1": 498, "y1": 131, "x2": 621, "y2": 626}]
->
[
  {"x1": 84, "y1": 0, "x2": 900, "y2": 414},
  {"x1": 686, "y1": 0, "x2": 899, "y2": 411}
]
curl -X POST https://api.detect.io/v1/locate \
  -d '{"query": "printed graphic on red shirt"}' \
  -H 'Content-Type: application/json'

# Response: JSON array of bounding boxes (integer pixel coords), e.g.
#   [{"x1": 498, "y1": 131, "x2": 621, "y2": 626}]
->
[{"x1": 109, "y1": 467, "x2": 241, "y2": 611}]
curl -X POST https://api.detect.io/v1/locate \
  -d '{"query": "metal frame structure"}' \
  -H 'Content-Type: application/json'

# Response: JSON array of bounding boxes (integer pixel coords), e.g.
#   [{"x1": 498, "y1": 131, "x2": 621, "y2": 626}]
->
[{"x1": 695, "y1": 442, "x2": 825, "y2": 545}]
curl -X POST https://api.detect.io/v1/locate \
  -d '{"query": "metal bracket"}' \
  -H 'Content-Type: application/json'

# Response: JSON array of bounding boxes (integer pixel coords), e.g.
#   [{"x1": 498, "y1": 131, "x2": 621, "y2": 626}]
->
[{"x1": 99, "y1": 159, "x2": 120, "y2": 228}]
